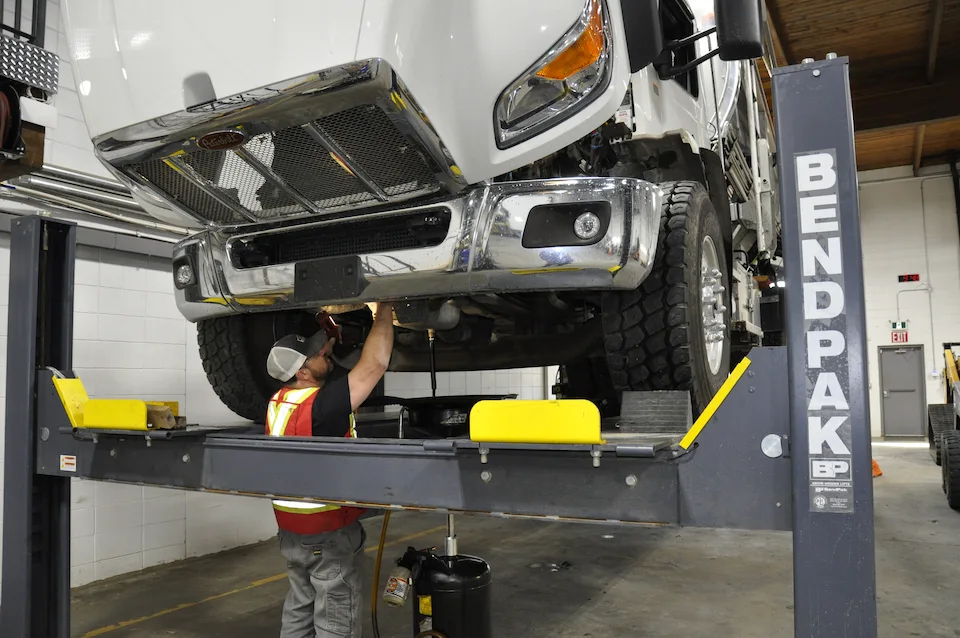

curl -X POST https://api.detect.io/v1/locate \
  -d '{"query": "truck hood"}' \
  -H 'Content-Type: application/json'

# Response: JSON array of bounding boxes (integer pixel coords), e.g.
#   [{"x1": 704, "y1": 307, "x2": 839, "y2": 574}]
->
[
  {"x1": 63, "y1": 0, "x2": 368, "y2": 139},
  {"x1": 63, "y1": 0, "x2": 632, "y2": 229}
]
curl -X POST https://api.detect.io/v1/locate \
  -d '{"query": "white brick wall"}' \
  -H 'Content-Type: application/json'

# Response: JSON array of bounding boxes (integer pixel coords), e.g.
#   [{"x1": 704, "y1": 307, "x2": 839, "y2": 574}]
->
[
  {"x1": 859, "y1": 166, "x2": 960, "y2": 436},
  {"x1": 69, "y1": 244, "x2": 187, "y2": 586},
  {"x1": 0, "y1": 233, "x2": 280, "y2": 589},
  {"x1": 385, "y1": 367, "x2": 551, "y2": 400}
]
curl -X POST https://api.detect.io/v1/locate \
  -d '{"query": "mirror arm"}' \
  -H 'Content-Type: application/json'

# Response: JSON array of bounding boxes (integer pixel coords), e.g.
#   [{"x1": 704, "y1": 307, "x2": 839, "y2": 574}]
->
[
  {"x1": 663, "y1": 26, "x2": 717, "y2": 52},
  {"x1": 656, "y1": 47, "x2": 720, "y2": 80}
]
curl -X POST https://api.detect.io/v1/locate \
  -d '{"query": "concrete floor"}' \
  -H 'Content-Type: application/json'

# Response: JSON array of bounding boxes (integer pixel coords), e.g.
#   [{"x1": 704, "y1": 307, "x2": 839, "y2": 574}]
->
[{"x1": 71, "y1": 444, "x2": 960, "y2": 638}]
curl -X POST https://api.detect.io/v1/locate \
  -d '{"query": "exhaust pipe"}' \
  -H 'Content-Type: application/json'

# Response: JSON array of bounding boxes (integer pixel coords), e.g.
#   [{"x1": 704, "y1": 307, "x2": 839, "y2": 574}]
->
[
  {"x1": 39, "y1": 164, "x2": 131, "y2": 196},
  {"x1": 13, "y1": 174, "x2": 144, "y2": 212},
  {"x1": 0, "y1": 192, "x2": 186, "y2": 243},
  {"x1": 0, "y1": 185, "x2": 188, "y2": 236}
]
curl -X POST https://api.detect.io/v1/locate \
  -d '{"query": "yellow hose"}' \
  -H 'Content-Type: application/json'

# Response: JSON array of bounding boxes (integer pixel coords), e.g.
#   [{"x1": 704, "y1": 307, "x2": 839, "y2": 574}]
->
[{"x1": 371, "y1": 510, "x2": 391, "y2": 638}]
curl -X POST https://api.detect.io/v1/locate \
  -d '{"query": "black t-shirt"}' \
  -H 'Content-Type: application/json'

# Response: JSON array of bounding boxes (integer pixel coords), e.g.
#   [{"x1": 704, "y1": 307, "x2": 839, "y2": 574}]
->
[{"x1": 310, "y1": 376, "x2": 353, "y2": 437}]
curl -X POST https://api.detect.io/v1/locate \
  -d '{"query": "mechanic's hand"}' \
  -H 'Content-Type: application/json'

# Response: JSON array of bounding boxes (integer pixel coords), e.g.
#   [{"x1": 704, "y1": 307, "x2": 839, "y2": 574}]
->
[
  {"x1": 316, "y1": 311, "x2": 342, "y2": 343},
  {"x1": 375, "y1": 301, "x2": 395, "y2": 320}
]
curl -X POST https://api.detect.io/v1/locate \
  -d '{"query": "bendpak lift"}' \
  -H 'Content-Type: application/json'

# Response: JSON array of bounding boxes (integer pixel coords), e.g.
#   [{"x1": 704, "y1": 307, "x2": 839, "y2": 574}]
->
[{"x1": 0, "y1": 56, "x2": 877, "y2": 637}]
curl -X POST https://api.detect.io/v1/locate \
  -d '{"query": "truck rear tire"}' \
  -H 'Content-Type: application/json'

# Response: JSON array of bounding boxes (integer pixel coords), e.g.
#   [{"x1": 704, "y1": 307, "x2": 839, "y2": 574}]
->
[
  {"x1": 197, "y1": 312, "x2": 318, "y2": 422},
  {"x1": 600, "y1": 181, "x2": 730, "y2": 417},
  {"x1": 928, "y1": 403, "x2": 954, "y2": 465},
  {"x1": 942, "y1": 430, "x2": 960, "y2": 508}
]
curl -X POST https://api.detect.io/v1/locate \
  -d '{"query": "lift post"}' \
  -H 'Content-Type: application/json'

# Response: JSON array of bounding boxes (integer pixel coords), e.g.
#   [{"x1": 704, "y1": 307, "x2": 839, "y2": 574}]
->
[
  {"x1": 0, "y1": 217, "x2": 76, "y2": 638},
  {"x1": 0, "y1": 56, "x2": 878, "y2": 638},
  {"x1": 773, "y1": 55, "x2": 878, "y2": 636}
]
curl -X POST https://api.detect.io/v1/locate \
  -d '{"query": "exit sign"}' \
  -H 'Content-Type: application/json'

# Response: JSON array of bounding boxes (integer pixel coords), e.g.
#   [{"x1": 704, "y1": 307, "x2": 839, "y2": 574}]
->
[
  {"x1": 891, "y1": 330, "x2": 909, "y2": 343},
  {"x1": 898, "y1": 274, "x2": 920, "y2": 282},
  {"x1": 891, "y1": 321, "x2": 907, "y2": 330}
]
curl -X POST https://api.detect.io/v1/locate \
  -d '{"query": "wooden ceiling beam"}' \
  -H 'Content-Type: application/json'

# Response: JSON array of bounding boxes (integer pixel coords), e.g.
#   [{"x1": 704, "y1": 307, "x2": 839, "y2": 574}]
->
[
  {"x1": 764, "y1": 0, "x2": 795, "y2": 65},
  {"x1": 912, "y1": 124, "x2": 927, "y2": 176},
  {"x1": 763, "y1": 1, "x2": 789, "y2": 67},
  {"x1": 926, "y1": 0, "x2": 946, "y2": 83},
  {"x1": 852, "y1": 72, "x2": 960, "y2": 131}
]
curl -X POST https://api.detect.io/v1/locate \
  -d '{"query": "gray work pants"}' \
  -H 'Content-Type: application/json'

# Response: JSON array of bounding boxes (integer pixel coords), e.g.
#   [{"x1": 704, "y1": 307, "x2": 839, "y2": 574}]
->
[{"x1": 278, "y1": 522, "x2": 366, "y2": 638}]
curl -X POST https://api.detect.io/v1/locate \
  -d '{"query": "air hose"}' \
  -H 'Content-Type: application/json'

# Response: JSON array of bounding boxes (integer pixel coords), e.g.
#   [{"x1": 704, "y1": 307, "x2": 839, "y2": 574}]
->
[{"x1": 371, "y1": 510, "x2": 391, "y2": 638}]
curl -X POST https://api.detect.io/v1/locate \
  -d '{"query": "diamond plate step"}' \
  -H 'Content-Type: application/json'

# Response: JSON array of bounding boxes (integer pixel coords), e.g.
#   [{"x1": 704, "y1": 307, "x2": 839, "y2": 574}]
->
[{"x1": 0, "y1": 34, "x2": 58, "y2": 94}]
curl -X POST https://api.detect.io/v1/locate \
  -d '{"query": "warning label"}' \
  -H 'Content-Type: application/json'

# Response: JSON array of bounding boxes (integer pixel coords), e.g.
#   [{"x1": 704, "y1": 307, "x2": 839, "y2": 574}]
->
[
  {"x1": 60, "y1": 455, "x2": 77, "y2": 472},
  {"x1": 810, "y1": 458, "x2": 853, "y2": 512},
  {"x1": 419, "y1": 595, "x2": 432, "y2": 616}
]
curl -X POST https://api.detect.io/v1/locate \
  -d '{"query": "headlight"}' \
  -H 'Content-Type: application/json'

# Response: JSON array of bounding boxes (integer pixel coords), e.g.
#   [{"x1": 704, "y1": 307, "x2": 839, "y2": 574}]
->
[{"x1": 494, "y1": 0, "x2": 612, "y2": 149}]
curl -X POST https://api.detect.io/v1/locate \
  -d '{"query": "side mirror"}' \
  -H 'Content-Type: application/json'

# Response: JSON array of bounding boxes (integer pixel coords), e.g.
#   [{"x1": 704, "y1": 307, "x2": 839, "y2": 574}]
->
[{"x1": 715, "y1": 0, "x2": 764, "y2": 60}]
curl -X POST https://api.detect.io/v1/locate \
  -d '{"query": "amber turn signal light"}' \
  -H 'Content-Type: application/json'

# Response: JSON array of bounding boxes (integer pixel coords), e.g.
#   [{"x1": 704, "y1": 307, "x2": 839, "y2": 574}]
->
[{"x1": 536, "y1": 0, "x2": 605, "y2": 81}]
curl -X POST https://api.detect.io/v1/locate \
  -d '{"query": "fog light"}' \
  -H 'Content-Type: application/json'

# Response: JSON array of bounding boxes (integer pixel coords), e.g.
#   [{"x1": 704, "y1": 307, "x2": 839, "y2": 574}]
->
[
  {"x1": 175, "y1": 263, "x2": 195, "y2": 288},
  {"x1": 574, "y1": 212, "x2": 601, "y2": 240}
]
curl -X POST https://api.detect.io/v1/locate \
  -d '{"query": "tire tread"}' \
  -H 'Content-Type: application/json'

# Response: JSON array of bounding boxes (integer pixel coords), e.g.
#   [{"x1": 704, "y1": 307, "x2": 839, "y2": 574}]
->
[
  {"x1": 943, "y1": 430, "x2": 960, "y2": 508},
  {"x1": 601, "y1": 181, "x2": 723, "y2": 413},
  {"x1": 197, "y1": 316, "x2": 276, "y2": 422},
  {"x1": 928, "y1": 403, "x2": 954, "y2": 465}
]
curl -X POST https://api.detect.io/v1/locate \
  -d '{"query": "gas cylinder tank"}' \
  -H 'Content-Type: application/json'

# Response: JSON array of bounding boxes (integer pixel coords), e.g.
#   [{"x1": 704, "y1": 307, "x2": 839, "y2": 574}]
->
[{"x1": 413, "y1": 554, "x2": 492, "y2": 638}]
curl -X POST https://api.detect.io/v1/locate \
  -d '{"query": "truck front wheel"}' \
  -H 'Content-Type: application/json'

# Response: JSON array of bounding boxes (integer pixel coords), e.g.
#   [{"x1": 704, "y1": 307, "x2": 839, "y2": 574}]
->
[
  {"x1": 600, "y1": 181, "x2": 731, "y2": 416},
  {"x1": 197, "y1": 311, "x2": 320, "y2": 422}
]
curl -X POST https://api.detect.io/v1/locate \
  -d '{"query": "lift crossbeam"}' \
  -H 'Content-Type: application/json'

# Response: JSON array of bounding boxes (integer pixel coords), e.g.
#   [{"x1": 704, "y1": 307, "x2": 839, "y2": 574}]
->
[{"x1": 33, "y1": 349, "x2": 792, "y2": 528}]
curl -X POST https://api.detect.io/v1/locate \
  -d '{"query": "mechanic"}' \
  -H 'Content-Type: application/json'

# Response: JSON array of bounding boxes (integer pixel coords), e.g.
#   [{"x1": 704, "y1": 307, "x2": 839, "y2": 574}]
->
[{"x1": 264, "y1": 302, "x2": 395, "y2": 638}]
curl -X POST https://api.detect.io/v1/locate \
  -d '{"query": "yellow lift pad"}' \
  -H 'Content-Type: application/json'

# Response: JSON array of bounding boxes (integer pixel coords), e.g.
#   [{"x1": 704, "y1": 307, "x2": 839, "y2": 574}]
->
[
  {"x1": 52, "y1": 377, "x2": 179, "y2": 431},
  {"x1": 470, "y1": 399, "x2": 604, "y2": 445}
]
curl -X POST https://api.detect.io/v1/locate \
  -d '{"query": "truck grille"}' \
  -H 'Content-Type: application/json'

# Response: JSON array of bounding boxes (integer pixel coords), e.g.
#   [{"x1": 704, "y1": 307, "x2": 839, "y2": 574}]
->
[
  {"x1": 129, "y1": 104, "x2": 441, "y2": 225},
  {"x1": 229, "y1": 209, "x2": 452, "y2": 269}
]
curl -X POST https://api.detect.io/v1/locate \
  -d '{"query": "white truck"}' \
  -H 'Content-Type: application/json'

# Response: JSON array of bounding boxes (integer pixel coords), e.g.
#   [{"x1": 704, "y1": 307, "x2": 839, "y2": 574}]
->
[{"x1": 60, "y1": 0, "x2": 781, "y2": 422}]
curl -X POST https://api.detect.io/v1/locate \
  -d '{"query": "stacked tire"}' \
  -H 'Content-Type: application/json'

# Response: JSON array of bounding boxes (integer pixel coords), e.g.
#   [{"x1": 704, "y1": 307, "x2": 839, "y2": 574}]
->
[{"x1": 941, "y1": 430, "x2": 960, "y2": 510}]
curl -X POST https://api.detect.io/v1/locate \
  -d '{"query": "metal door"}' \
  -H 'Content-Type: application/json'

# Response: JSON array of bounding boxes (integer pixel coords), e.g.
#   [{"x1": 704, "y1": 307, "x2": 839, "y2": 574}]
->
[{"x1": 879, "y1": 345, "x2": 926, "y2": 437}]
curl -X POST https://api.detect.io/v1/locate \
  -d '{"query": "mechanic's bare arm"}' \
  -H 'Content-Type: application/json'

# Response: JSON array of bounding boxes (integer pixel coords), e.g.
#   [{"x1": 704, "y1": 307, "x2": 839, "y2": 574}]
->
[{"x1": 347, "y1": 302, "x2": 395, "y2": 411}]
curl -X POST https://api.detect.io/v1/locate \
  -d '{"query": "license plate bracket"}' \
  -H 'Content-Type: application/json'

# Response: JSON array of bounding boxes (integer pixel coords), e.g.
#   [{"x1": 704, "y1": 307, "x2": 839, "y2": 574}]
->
[{"x1": 293, "y1": 255, "x2": 368, "y2": 302}]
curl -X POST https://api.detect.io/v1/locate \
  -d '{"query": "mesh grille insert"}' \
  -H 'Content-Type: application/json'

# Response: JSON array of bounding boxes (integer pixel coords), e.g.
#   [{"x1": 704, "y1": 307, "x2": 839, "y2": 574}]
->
[
  {"x1": 132, "y1": 158, "x2": 247, "y2": 224},
  {"x1": 230, "y1": 209, "x2": 452, "y2": 269},
  {"x1": 317, "y1": 105, "x2": 439, "y2": 197},
  {"x1": 248, "y1": 127, "x2": 376, "y2": 210},
  {"x1": 185, "y1": 149, "x2": 301, "y2": 218},
  {"x1": 129, "y1": 103, "x2": 445, "y2": 225}
]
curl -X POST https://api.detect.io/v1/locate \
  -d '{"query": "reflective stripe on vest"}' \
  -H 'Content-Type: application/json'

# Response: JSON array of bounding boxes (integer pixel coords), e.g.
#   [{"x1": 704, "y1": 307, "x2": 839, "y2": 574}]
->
[
  {"x1": 271, "y1": 500, "x2": 341, "y2": 514},
  {"x1": 267, "y1": 387, "x2": 320, "y2": 436},
  {"x1": 266, "y1": 386, "x2": 339, "y2": 515}
]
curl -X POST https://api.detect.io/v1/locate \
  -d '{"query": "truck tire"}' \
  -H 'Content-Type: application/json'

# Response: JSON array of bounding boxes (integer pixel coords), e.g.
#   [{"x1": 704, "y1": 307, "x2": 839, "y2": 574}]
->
[
  {"x1": 561, "y1": 357, "x2": 619, "y2": 418},
  {"x1": 197, "y1": 312, "x2": 318, "y2": 422},
  {"x1": 942, "y1": 431, "x2": 949, "y2": 493},
  {"x1": 601, "y1": 181, "x2": 730, "y2": 417},
  {"x1": 942, "y1": 430, "x2": 960, "y2": 508},
  {"x1": 928, "y1": 403, "x2": 954, "y2": 465}
]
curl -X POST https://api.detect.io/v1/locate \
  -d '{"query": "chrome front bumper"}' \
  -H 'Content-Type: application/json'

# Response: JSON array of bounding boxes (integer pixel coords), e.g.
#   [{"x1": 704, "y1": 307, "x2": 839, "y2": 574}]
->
[{"x1": 173, "y1": 177, "x2": 663, "y2": 322}]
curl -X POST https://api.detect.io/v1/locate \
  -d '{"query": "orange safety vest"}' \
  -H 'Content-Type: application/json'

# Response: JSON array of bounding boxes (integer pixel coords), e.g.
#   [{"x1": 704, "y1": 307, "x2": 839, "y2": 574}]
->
[{"x1": 265, "y1": 386, "x2": 365, "y2": 535}]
